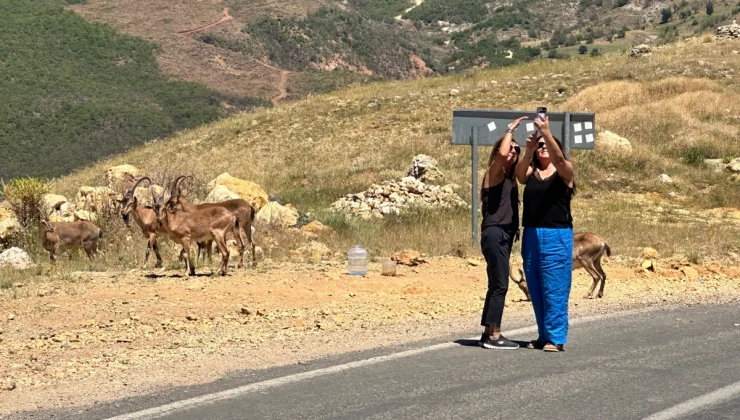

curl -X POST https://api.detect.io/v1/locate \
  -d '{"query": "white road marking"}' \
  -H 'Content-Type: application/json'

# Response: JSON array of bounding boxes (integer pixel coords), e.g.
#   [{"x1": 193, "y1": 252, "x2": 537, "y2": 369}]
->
[
  {"x1": 107, "y1": 309, "x2": 659, "y2": 420},
  {"x1": 642, "y1": 380, "x2": 740, "y2": 420}
]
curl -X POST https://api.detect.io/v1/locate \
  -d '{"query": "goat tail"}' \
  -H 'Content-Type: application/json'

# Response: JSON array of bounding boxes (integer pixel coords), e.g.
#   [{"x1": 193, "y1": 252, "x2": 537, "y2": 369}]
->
[
  {"x1": 604, "y1": 242, "x2": 611, "y2": 257},
  {"x1": 98, "y1": 229, "x2": 104, "y2": 239},
  {"x1": 234, "y1": 217, "x2": 240, "y2": 233}
]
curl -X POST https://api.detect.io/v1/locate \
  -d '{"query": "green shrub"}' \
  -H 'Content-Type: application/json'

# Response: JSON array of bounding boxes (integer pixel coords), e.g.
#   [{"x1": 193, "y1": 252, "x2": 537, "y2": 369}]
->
[
  {"x1": 579, "y1": 45, "x2": 588, "y2": 54},
  {"x1": 1, "y1": 177, "x2": 51, "y2": 228}
]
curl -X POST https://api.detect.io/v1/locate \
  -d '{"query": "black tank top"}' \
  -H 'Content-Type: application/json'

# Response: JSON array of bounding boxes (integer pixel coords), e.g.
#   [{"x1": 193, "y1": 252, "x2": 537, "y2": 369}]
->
[
  {"x1": 522, "y1": 172, "x2": 573, "y2": 228},
  {"x1": 481, "y1": 177, "x2": 518, "y2": 229}
]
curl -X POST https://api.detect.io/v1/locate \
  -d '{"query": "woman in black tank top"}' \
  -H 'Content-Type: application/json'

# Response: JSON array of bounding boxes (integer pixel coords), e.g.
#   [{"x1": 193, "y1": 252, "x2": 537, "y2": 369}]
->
[
  {"x1": 514, "y1": 116, "x2": 575, "y2": 353},
  {"x1": 477, "y1": 116, "x2": 525, "y2": 350}
]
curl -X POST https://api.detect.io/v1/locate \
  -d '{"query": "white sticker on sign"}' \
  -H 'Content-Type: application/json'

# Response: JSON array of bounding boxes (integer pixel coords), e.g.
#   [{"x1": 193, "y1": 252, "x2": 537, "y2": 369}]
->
[
  {"x1": 487, "y1": 121, "x2": 497, "y2": 131},
  {"x1": 586, "y1": 134, "x2": 594, "y2": 143},
  {"x1": 585, "y1": 122, "x2": 593, "y2": 130},
  {"x1": 526, "y1": 123, "x2": 535, "y2": 132},
  {"x1": 574, "y1": 135, "x2": 583, "y2": 144},
  {"x1": 573, "y1": 123, "x2": 582, "y2": 132}
]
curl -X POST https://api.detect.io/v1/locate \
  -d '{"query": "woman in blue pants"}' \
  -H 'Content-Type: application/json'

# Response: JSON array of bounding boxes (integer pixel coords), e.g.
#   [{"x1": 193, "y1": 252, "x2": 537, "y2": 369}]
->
[{"x1": 514, "y1": 116, "x2": 575, "y2": 352}]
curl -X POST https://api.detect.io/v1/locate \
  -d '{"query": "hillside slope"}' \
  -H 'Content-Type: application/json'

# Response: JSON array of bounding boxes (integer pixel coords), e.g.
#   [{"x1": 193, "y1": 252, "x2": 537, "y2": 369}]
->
[
  {"x1": 0, "y1": 1, "x2": 267, "y2": 180},
  {"x1": 56, "y1": 39, "x2": 740, "y2": 258},
  {"x1": 66, "y1": 0, "x2": 740, "y2": 105}
]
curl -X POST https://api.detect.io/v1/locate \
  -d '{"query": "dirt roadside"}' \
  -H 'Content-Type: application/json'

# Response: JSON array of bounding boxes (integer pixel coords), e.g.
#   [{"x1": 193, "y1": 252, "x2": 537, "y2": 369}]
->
[{"x1": 1, "y1": 256, "x2": 739, "y2": 415}]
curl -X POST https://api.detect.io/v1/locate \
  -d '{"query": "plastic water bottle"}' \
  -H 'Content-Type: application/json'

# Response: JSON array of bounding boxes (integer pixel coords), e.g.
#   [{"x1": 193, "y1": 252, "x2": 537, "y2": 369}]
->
[{"x1": 347, "y1": 245, "x2": 368, "y2": 276}]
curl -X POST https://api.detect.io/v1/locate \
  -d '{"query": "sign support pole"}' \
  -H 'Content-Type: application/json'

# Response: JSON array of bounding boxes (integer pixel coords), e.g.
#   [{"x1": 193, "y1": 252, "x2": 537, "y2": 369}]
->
[
  {"x1": 471, "y1": 127, "x2": 479, "y2": 247},
  {"x1": 563, "y1": 112, "x2": 571, "y2": 158}
]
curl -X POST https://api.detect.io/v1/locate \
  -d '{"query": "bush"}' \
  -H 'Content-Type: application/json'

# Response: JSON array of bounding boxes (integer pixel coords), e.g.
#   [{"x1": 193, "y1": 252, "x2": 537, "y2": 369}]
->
[
  {"x1": 1, "y1": 178, "x2": 51, "y2": 229},
  {"x1": 661, "y1": 8, "x2": 673, "y2": 23},
  {"x1": 706, "y1": 0, "x2": 713, "y2": 16},
  {"x1": 590, "y1": 47, "x2": 601, "y2": 56},
  {"x1": 579, "y1": 45, "x2": 588, "y2": 54}
]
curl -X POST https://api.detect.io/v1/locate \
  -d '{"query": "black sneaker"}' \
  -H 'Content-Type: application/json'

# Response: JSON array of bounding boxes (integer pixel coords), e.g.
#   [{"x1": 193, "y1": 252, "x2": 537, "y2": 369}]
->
[{"x1": 481, "y1": 334, "x2": 519, "y2": 350}]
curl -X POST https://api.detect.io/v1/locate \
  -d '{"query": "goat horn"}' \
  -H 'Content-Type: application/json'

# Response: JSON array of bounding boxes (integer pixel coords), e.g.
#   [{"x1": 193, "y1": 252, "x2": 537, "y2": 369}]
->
[
  {"x1": 127, "y1": 176, "x2": 152, "y2": 196},
  {"x1": 171, "y1": 175, "x2": 190, "y2": 198}
]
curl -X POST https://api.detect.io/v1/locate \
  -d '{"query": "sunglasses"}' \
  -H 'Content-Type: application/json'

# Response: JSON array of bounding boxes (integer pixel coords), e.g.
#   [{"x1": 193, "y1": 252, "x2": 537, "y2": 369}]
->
[
  {"x1": 537, "y1": 142, "x2": 547, "y2": 150},
  {"x1": 511, "y1": 146, "x2": 521, "y2": 154}
]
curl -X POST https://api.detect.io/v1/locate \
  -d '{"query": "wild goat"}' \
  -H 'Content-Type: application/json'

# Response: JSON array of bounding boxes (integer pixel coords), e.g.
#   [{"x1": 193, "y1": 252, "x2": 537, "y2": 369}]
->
[
  {"x1": 152, "y1": 178, "x2": 237, "y2": 276},
  {"x1": 510, "y1": 232, "x2": 611, "y2": 299},
  {"x1": 171, "y1": 175, "x2": 256, "y2": 267},
  {"x1": 118, "y1": 176, "x2": 167, "y2": 268},
  {"x1": 39, "y1": 213, "x2": 102, "y2": 262}
]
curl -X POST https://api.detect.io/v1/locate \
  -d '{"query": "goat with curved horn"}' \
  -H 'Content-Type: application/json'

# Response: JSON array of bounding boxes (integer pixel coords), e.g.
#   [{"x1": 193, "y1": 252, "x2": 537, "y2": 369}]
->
[
  {"x1": 170, "y1": 175, "x2": 256, "y2": 268},
  {"x1": 118, "y1": 175, "x2": 169, "y2": 269},
  {"x1": 152, "y1": 178, "x2": 236, "y2": 276}
]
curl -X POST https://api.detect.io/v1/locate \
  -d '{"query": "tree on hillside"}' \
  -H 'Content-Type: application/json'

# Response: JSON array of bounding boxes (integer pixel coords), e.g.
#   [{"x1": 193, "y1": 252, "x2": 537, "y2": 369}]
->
[
  {"x1": 706, "y1": 0, "x2": 714, "y2": 15},
  {"x1": 579, "y1": 45, "x2": 588, "y2": 54},
  {"x1": 661, "y1": 8, "x2": 673, "y2": 23}
]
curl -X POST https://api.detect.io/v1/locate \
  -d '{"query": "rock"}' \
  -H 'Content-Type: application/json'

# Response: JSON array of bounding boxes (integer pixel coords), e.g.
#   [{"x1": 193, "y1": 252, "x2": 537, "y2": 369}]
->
[
  {"x1": 641, "y1": 259, "x2": 656, "y2": 271},
  {"x1": 1, "y1": 381, "x2": 16, "y2": 392},
  {"x1": 185, "y1": 314, "x2": 198, "y2": 321},
  {"x1": 292, "y1": 241, "x2": 331, "y2": 261},
  {"x1": 240, "y1": 307, "x2": 252, "y2": 316},
  {"x1": 75, "y1": 186, "x2": 118, "y2": 213},
  {"x1": 716, "y1": 23, "x2": 740, "y2": 40},
  {"x1": 681, "y1": 266, "x2": 700, "y2": 280},
  {"x1": 207, "y1": 173, "x2": 268, "y2": 211},
  {"x1": 204, "y1": 185, "x2": 241, "y2": 204},
  {"x1": 392, "y1": 250, "x2": 424, "y2": 266},
  {"x1": 406, "y1": 154, "x2": 445, "y2": 182},
  {"x1": 449, "y1": 89, "x2": 460, "y2": 96},
  {"x1": 8, "y1": 313, "x2": 16, "y2": 320},
  {"x1": 105, "y1": 165, "x2": 141, "y2": 190},
  {"x1": 299, "y1": 220, "x2": 336, "y2": 236},
  {"x1": 659, "y1": 174, "x2": 673, "y2": 184},
  {"x1": 133, "y1": 185, "x2": 164, "y2": 207},
  {"x1": 629, "y1": 44, "x2": 652, "y2": 58},
  {"x1": 254, "y1": 202, "x2": 299, "y2": 229},
  {"x1": 0, "y1": 247, "x2": 33, "y2": 270},
  {"x1": 41, "y1": 194, "x2": 67, "y2": 213},
  {"x1": 466, "y1": 258, "x2": 481, "y2": 267},
  {"x1": 726, "y1": 158, "x2": 740, "y2": 174},
  {"x1": 641, "y1": 247, "x2": 660, "y2": 260},
  {"x1": 598, "y1": 131, "x2": 632, "y2": 154},
  {"x1": 0, "y1": 207, "x2": 21, "y2": 242},
  {"x1": 74, "y1": 210, "x2": 97, "y2": 222}
]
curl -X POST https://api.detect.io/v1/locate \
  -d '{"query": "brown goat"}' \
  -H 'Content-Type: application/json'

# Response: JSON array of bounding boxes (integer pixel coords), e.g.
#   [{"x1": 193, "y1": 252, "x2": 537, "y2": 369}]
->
[
  {"x1": 118, "y1": 176, "x2": 166, "y2": 268},
  {"x1": 152, "y1": 179, "x2": 236, "y2": 276},
  {"x1": 39, "y1": 217, "x2": 102, "y2": 263},
  {"x1": 171, "y1": 176, "x2": 256, "y2": 268},
  {"x1": 510, "y1": 232, "x2": 611, "y2": 299}
]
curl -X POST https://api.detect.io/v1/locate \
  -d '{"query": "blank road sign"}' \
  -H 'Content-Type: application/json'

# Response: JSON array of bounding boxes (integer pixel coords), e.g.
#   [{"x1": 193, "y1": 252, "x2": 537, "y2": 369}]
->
[{"x1": 452, "y1": 109, "x2": 596, "y2": 150}]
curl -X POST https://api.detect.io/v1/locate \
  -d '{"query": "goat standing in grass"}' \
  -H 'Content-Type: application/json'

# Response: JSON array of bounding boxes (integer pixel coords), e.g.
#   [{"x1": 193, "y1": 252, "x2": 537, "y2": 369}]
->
[
  {"x1": 170, "y1": 176, "x2": 256, "y2": 268},
  {"x1": 510, "y1": 232, "x2": 611, "y2": 300},
  {"x1": 152, "y1": 178, "x2": 236, "y2": 276},
  {"x1": 39, "y1": 214, "x2": 102, "y2": 263},
  {"x1": 118, "y1": 176, "x2": 166, "y2": 268}
]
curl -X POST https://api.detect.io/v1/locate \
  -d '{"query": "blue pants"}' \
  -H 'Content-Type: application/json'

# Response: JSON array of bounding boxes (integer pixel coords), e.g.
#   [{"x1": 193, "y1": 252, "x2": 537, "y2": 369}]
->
[{"x1": 521, "y1": 227, "x2": 573, "y2": 345}]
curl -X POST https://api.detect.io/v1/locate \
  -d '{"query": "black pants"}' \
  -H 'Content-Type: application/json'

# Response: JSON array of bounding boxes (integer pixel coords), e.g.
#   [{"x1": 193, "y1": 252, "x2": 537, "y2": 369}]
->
[{"x1": 480, "y1": 225, "x2": 516, "y2": 328}]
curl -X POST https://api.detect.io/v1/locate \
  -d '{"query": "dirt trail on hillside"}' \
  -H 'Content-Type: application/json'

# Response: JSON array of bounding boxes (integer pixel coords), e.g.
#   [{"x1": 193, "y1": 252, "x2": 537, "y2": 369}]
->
[
  {"x1": 253, "y1": 59, "x2": 289, "y2": 105},
  {"x1": 1, "y1": 256, "x2": 739, "y2": 415},
  {"x1": 177, "y1": 8, "x2": 232, "y2": 36}
]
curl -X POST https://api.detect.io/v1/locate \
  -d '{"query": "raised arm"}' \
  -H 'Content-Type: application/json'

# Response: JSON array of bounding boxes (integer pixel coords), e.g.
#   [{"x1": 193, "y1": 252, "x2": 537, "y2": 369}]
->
[
  {"x1": 515, "y1": 132, "x2": 537, "y2": 184},
  {"x1": 534, "y1": 117, "x2": 574, "y2": 186},
  {"x1": 484, "y1": 117, "x2": 527, "y2": 188}
]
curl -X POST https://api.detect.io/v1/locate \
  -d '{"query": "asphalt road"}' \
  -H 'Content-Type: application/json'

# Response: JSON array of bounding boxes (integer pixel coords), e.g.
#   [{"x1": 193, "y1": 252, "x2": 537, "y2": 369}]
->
[{"x1": 16, "y1": 303, "x2": 740, "y2": 420}]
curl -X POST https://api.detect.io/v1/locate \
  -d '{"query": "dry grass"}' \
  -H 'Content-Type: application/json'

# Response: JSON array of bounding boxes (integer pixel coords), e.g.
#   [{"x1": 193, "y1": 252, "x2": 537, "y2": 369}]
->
[{"x1": 19, "y1": 38, "x2": 738, "y2": 279}]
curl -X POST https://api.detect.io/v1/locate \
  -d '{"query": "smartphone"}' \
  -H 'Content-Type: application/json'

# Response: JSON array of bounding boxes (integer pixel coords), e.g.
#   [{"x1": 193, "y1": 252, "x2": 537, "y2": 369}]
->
[{"x1": 536, "y1": 106, "x2": 547, "y2": 122}]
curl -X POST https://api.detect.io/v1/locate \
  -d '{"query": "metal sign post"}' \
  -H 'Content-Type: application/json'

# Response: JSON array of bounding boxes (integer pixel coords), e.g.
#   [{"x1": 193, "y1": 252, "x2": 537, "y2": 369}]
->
[{"x1": 452, "y1": 109, "x2": 596, "y2": 246}]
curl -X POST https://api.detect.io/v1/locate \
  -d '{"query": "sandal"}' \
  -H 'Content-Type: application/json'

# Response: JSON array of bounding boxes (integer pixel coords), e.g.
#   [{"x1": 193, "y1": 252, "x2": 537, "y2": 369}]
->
[
  {"x1": 526, "y1": 339, "x2": 545, "y2": 350},
  {"x1": 543, "y1": 343, "x2": 565, "y2": 352}
]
